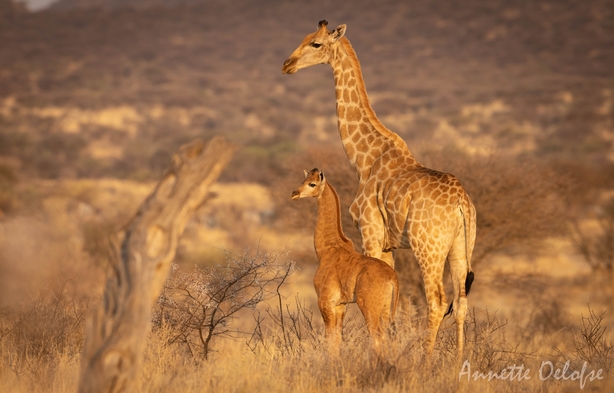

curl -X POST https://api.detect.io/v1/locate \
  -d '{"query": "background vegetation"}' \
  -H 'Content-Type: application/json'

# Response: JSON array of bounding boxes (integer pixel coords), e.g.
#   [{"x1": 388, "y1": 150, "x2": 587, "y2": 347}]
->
[{"x1": 0, "y1": 0, "x2": 613, "y2": 391}]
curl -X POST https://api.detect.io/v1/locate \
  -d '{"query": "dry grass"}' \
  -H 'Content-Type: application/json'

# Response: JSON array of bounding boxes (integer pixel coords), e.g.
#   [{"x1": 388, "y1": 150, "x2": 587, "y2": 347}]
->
[
  {"x1": 1, "y1": 236, "x2": 612, "y2": 393},
  {"x1": 1, "y1": 277, "x2": 612, "y2": 392},
  {"x1": 1, "y1": 117, "x2": 611, "y2": 393},
  {"x1": 1, "y1": 129, "x2": 612, "y2": 393}
]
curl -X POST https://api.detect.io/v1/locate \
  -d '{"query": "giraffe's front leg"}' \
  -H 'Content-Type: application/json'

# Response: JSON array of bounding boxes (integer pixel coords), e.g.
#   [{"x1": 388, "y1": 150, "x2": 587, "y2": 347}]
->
[
  {"x1": 379, "y1": 251, "x2": 395, "y2": 269},
  {"x1": 359, "y1": 226, "x2": 382, "y2": 259},
  {"x1": 359, "y1": 223, "x2": 395, "y2": 267},
  {"x1": 352, "y1": 194, "x2": 395, "y2": 266}
]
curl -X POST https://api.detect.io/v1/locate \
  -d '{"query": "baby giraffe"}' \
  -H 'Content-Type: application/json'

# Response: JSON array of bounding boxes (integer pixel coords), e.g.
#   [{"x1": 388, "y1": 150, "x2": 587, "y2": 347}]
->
[{"x1": 292, "y1": 168, "x2": 399, "y2": 352}]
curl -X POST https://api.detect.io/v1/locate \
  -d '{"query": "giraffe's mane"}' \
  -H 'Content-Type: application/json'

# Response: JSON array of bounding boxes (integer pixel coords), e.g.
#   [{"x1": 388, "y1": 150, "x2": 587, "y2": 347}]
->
[{"x1": 339, "y1": 37, "x2": 410, "y2": 153}]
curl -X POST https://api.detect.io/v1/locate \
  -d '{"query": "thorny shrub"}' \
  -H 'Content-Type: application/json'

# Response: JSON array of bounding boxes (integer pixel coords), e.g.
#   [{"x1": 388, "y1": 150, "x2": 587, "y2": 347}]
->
[
  {"x1": 152, "y1": 248, "x2": 294, "y2": 360},
  {"x1": 248, "y1": 294, "x2": 324, "y2": 358},
  {"x1": 571, "y1": 306, "x2": 613, "y2": 373}
]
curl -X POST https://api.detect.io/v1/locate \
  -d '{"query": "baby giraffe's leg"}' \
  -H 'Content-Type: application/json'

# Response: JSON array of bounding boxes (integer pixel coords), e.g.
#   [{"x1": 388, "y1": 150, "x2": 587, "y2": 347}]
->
[
  {"x1": 335, "y1": 304, "x2": 347, "y2": 340},
  {"x1": 360, "y1": 306, "x2": 382, "y2": 346},
  {"x1": 356, "y1": 280, "x2": 384, "y2": 349},
  {"x1": 318, "y1": 298, "x2": 341, "y2": 355}
]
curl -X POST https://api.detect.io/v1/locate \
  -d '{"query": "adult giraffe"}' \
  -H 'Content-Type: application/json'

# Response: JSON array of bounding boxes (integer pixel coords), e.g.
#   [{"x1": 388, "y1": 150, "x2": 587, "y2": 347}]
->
[{"x1": 282, "y1": 20, "x2": 476, "y2": 354}]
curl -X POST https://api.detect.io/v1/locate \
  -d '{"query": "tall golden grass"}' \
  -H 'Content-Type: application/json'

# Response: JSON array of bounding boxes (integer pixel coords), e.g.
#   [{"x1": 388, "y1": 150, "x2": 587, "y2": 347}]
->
[
  {"x1": 1, "y1": 255, "x2": 612, "y2": 393},
  {"x1": 1, "y1": 149, "x2": 612, "y2": 392}
]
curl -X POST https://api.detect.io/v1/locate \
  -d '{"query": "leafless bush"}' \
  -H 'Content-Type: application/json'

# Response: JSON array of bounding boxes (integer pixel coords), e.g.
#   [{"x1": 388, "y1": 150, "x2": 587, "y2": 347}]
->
[
  {"x1": 421, "y1": 151, "x2": 572, "y2": 265},
  {"x1": 550, "y1": 305, "x2": 614, "y2": 378},
  {"x1": 572, "y1": 306, "x2": 613, "y2": 372},
  {"x1": 153, "y1": 248, "x2": 294, "y2": 360},
  {"x1": 248, "y1": 294, "x2": 323, "y2": 357},
  {"x1": 523, "y1": 295, "x2": 569, "y2": 336},
  {"x1": 570, "y1": 197, "x2": 614, "y2": 274},
  {"x1": 440, "y1": 308, "x2": 526, "y2": 370},
  {"x1": 0, "y1": 280, "x2": 89, "y2": 377}
]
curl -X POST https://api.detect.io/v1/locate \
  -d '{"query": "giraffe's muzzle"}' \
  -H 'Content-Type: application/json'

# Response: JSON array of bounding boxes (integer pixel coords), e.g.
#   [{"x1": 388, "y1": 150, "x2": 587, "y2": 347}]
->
[{"x1": 282, "y1": 58, "x2": 298, "y2": 74}]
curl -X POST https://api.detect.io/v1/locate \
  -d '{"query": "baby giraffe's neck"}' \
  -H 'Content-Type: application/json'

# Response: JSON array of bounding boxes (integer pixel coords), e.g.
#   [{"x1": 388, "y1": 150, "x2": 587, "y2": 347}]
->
[{"x1": 314, "y1": 182, "x2": 353, "y2": 258}]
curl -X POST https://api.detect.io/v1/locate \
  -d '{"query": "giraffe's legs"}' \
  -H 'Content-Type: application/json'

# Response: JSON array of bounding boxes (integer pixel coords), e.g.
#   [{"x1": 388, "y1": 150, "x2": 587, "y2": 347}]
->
[
  {"x1": 334, "y1": 303, "x2": 347, "y2": 339},
  {"x1": 358, "y1": 214, "x2": 449, "y2": 353},
  {"x1": 447, "y1": 230, "x2": 472, "y2": 356},
  {"x1": 357, "y1": 291, "x2": 384, "y2": 353},
  {"x1": 380, "y1": 251, "x2": 395, "y2": 269},
  {"x1": 358, "y1": 222, "x2": 392, "y2": 266},
  {"x1": 318, "y1": 298, "x2": 342, "y2": 355},
  {"x1": 415, "y1": 253, "x2": 448, "y2": 354},
  {"x1": 355, "y1": 271, "x2": 396, "y2": 354}
]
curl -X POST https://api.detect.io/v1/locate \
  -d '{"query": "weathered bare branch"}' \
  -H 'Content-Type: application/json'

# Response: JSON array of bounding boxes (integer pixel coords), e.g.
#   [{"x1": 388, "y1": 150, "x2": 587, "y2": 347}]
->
[{"x1": 78, "y1": 136, "x2": 236, "y2": 393}]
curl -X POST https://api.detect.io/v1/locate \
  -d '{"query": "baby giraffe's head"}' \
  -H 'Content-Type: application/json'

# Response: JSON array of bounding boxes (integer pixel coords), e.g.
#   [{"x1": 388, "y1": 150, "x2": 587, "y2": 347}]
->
[{"x1": 291, "y1": 168, "x2": 326, "y2": 200}]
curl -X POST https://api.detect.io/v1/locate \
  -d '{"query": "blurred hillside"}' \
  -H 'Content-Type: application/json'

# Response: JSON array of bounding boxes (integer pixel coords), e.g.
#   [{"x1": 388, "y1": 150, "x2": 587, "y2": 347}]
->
[
  {"x1": 1, "y1": 0, "x2": 613, "y2": 183},
  {"x1": 49, "y1": 0, "x2": 202, "y2": 9},
  {"x1": 1, "y1": 0, "x2": 614, "y2": 309}
]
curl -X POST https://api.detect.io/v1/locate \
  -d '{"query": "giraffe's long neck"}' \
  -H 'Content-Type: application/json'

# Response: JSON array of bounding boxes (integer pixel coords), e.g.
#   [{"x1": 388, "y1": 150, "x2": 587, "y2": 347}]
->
[
  {"x1": 314, "y1": 182, "x2": 353, "y2": 258},
  {"x1": 330, "y1": 37, "x2": 418, "y2": 182}
]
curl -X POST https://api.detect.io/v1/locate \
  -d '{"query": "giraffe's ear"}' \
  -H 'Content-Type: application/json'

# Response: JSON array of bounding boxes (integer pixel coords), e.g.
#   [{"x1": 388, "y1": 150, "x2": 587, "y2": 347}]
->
[
  {"x1": 319, "y1": 171, "x2": 324, "y2": 181},
  {"x1": 303, "y1": 169, "x2": 309, "y2": 178},
  {"x1": 332, "y1": 24, "x2": 346, "y2": 41}
]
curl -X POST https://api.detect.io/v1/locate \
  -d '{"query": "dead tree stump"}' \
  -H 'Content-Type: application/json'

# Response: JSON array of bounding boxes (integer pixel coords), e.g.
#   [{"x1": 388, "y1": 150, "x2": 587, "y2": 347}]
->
[{"x1": 78, "y1": 136, "x2": 236, "y2": 393}]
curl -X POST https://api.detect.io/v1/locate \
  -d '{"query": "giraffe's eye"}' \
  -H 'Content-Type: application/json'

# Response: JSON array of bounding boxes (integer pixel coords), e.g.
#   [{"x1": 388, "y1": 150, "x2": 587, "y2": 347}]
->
[
  {"x1": 309, "y1": 183, "x2": 316, "y2": 188},
  {"x1": 310, "y1": 42, "x2": 322, "y2": 49}
]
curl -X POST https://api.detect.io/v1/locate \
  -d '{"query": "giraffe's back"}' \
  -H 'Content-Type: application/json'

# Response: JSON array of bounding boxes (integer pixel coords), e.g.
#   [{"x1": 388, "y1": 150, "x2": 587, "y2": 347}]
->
[{"x1": 364, "y1": 161, "x2": 472, "y2": 254}]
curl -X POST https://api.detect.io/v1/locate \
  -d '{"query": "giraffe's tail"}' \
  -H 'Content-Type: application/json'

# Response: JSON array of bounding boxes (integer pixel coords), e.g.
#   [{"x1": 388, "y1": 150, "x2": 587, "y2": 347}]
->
[
  {"x1": 444, "y1": 271, "x2": 474, "y2": 318},
  {"x1": 465, "y1": 271, "x2": 475, "y2": 296}
]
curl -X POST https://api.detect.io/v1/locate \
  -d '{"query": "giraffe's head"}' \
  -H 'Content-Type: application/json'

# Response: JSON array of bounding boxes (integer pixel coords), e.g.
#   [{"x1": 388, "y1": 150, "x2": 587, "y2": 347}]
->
[
  {"x1": 291, "y1": 168, "x2": 326, "y2": 200},
  {"x1": 282, "y1": 20, "x2": 347, "y2": 74}
]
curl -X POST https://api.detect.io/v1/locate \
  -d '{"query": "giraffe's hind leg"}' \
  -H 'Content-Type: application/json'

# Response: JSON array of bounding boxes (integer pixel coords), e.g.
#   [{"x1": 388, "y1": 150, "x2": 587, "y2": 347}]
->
[
  {"x1": 356, "y1": 276, "x2": 389, "y2": 349},
  {"x1": 317, "y1": 298, "x2": 342, "y2": 355},
  {"x1": 447, "y1": 232, "x2": 472, "y2": 355},
  {"x1": 334, "y1": 304, "x2": 347, "y2": 340},
  {"x1": 414, "y1": 251, "x2": 448, "y2": 354}
]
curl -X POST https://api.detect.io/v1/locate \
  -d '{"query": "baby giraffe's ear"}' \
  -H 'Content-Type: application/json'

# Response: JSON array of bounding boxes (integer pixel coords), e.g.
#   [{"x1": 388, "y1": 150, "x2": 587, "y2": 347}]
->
[
  {"x1": 320, "y1": 171, "x2": 324, "y2": 181},
  {"x1": 303, "y1": 169, "x2": 309, "y2": 178}
]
